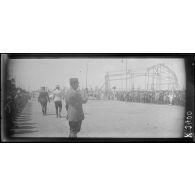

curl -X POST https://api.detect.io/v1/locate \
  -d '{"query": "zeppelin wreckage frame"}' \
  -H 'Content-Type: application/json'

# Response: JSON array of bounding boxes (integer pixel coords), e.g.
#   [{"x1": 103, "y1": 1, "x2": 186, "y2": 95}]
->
[{"x1": 101, "y1": 64, "x2": 179, "y2": 93}]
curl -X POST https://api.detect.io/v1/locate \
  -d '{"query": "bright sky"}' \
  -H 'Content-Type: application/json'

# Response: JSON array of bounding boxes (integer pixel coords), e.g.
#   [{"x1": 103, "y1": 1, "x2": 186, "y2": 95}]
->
[{"x1": 8, "y1": 58, "x2": 186, "y2": 91}]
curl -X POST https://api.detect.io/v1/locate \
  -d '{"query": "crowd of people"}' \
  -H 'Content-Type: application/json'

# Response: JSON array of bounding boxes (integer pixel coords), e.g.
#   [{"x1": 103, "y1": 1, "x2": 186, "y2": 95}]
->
[
  {"x1": 86, "y1": 89, "x2": 185, "y2": 106},
  {"x1": 36, "y1": 86, "x2": 185, "y2": 107},
  {"x1": 3, "y1": 79, "x2": 31, "y2": 136}
]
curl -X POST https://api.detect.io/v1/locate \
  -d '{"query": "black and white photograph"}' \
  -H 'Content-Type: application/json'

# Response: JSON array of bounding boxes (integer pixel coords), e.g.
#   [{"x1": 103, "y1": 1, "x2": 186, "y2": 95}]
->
[
  {"x1": 1, "y1": 54, "x2": 194, "y2": 141},
  {"x1": 1, "y1": 1, "x2": 195, "y2": 195}
]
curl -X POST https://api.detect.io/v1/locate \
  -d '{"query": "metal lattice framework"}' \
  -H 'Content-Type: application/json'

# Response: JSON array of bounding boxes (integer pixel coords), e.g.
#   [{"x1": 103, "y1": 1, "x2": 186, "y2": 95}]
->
[
  {"x1": 146, "y1": 64, "x2": 179, "y2": 91},
  {"x1": 104, "y1": 70, "x2": 136, "y2": 91},
  {"x1": 102, "y1": 64, "x2": 179, "y2": 92}
]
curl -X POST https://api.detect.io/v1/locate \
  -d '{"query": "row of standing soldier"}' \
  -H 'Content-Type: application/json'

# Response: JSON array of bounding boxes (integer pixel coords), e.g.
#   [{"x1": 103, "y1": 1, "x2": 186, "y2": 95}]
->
[
  {"x1": 4, "y1": 79, "x2": 31, "y2": 136},
  {"x1": 88, "y1": 89, "x2": 185, "y2": 106},
  {"x1": 113, "y1": 90, "x2": 185, "y2": 105}
]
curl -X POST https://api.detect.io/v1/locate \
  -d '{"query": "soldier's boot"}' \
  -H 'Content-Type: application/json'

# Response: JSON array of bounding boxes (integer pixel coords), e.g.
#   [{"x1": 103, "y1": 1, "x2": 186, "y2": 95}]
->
[
  {"x1": 59, "y1": 108, "x2": 62, "y2": 118},
  {"x1": 56, "y1": 110, "x2": 58, "y2": 118},
  {"x1": 69, "y1": 131, "x2": 74, "y2": 137},
  {"x1": 69, "y1": 130, "x2": 77, "y2": 138}
]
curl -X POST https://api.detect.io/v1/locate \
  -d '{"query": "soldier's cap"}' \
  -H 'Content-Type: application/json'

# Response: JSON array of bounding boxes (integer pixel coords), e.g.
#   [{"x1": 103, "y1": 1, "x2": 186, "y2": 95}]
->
[{"x1": 70, "y1": 78, "x2": 79, "y2": 85}]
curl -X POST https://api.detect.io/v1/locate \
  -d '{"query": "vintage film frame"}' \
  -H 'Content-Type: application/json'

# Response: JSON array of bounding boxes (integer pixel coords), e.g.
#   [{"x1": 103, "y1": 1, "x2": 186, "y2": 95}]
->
[{"x1": 1, "y1": 53, "x2": 194, "y2": 143}]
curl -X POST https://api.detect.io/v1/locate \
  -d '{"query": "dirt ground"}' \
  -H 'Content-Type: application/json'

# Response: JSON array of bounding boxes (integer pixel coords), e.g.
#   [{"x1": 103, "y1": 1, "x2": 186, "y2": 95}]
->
[{"x1": 11, "y1": 99, "x2": 185, "y2": 138}]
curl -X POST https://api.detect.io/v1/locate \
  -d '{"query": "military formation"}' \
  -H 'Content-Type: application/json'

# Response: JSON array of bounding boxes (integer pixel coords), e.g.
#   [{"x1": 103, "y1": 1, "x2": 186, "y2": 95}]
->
[
  {"x1": 3, "y1": 77, "x2": 185, "y2": 138},
  {"x1": 80, "y1": 89, "x2": 185, "y2": 106},
  {"x1": 107, "y1": 90, "x2": 185, "y2": 106},
  {"x1": 3, "y1": 79, "x2": 31, "y2": 137}
]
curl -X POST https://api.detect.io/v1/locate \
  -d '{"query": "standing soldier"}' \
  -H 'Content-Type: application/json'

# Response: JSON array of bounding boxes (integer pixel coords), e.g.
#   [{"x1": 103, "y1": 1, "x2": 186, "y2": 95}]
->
[
  {"x1": 53, "y1": 85, "x2": 63, "y2": 118},
  {"x1": 168, "y1": 92, "x2": 174, "y2": 105},
  {"x1": 38, "y1": 87, "x2": 50, "y2": 115},
  {"x1": 65, "y1": 78, "x2": 88, "y2": 138}
]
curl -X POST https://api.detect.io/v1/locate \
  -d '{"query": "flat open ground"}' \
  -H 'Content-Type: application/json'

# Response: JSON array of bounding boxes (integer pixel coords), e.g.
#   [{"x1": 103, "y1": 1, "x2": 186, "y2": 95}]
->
[{"x1": 11, "y1": 99, "x2": 185, "y2": 138}]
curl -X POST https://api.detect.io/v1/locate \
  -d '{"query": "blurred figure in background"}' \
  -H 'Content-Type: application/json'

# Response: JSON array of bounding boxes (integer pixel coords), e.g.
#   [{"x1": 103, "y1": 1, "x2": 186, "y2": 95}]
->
[
  {"x1": 49, "y1": 93, "x2": 54, "y2": 102},
  {"x1": 168, "y1": 92, "x2": 174, "y2": 105},
  {"x1": 65, "y1": 78, "x2": 88, "y2": 138},
  {"x1": 53, "y1": 85, "x2": 63, "y2": 118},
  {"x1": 38, "y1": 87, "x2": 50, "y2": 115}
]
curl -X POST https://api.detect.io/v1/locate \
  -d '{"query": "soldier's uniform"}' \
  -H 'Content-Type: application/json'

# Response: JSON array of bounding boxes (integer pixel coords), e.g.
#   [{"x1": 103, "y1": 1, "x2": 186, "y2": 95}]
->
[
  {"x1": 65, "y1": 78, "x2": 87, "y2": 137},
  {"x1": 53, "y1": 85, "x2": 63, "y2": 118},
  {"x1": 38, "y1": 87, "x2": 50, "y2": 115}
]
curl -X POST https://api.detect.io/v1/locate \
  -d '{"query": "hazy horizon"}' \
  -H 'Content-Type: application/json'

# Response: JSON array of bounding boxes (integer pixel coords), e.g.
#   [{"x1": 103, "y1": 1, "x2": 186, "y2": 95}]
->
[{"x1": 8, "y1": 58, "x2": 186, "y2": 91}]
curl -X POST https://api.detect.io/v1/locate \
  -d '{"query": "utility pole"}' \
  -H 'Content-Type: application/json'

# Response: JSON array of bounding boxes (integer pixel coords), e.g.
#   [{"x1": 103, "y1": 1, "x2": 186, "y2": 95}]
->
[
  {"x1": 126, "y1": 58, "x2": 128, "y2": 91},
  {"x1": 86, "y1": 61, "x2": 88, "y2": 89}
]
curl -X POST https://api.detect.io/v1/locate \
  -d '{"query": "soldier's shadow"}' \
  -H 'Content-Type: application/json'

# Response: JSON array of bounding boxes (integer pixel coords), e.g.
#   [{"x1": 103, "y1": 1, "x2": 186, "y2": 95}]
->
[
  {"x1": 11, "y1": 129, "x2": 38, "y2": 134},
  {"x1": 17, "y1": 122, "x2": 38, "y2": 126},
  {"x1": 15, "y1": 118, "x2": 31, "y2": 122},
  {"x1": 11, "y1": 125, "x2": 38, "y2": 135}
]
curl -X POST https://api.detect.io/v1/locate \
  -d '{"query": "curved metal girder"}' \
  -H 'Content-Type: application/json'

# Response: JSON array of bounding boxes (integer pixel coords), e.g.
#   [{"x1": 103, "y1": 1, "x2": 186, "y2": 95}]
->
[
  {"x1": 146, "y1": 64, "x2": 179, "y2": 91},
  {"x1": 103, "y1": 63, "x2": 179, "y2": 91}
]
